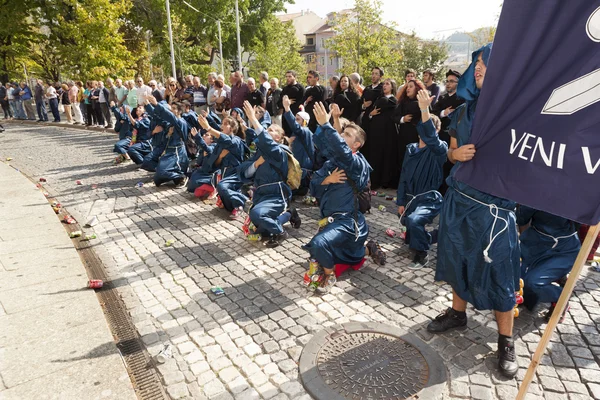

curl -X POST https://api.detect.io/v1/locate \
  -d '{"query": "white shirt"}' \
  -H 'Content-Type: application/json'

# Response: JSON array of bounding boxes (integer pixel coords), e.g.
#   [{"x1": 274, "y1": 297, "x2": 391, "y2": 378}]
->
[
  {"x1": 46, "y1": 86, "x2": 57, "y2": 99},
  {"x1": 136, "y1": 85, "x2": 152, "y2": 105},
  {"x1": 99, "y1": 88, "x2": 107, "y2": 103},
  {"x1": 7, "y1": 87, "x2": 14, "y2": 100},
  {"x1": 262, "y1": 81, "x2": 270, "y2": 91}
]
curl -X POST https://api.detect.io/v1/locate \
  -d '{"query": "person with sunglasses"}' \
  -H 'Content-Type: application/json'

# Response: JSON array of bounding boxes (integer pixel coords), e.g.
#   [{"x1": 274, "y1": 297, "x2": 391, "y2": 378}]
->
[
  {"x1": 432, "y1": 69, "x2": 465, "y2": 195},
  {"x1": 148, "y1": 80, "x2": 163, "y2": 102}
]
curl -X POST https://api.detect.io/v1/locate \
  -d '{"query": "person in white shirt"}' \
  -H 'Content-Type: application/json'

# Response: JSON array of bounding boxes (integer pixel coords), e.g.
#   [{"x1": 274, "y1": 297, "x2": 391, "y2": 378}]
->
[{"x1": 135, "y1": 77, "x2": 152, "y2": 106}]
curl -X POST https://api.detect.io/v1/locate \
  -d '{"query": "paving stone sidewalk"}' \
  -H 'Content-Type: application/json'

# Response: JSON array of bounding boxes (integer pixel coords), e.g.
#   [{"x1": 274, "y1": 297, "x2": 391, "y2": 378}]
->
[
  {"x1": 1, "y1": 121, "x2": 600, "y2": 400},
  {"x1": 0, "y1": 159, "x2": 136, "y2": 400}
]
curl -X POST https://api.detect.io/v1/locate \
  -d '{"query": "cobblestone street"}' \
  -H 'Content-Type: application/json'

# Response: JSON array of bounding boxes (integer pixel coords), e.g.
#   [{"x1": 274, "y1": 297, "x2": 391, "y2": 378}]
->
[{"x1": 2, "y1": 122, "x2": 600, "y2": 400}]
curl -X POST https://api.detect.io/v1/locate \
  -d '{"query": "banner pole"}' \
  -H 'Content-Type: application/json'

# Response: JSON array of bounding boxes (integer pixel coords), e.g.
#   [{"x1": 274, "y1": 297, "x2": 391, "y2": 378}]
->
[{"x1": 516, "y1": 223, "x2": 600, "y2": 400}]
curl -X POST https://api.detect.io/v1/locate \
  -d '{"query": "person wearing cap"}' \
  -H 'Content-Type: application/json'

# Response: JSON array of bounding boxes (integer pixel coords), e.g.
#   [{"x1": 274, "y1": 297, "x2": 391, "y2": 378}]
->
[
  {"x1": 432, "y1": 69, "x2": 465, "y2": 195},
  {"x1": 282, "y1": 95, "x2": 315, "y2": 197},
  {"x1": 428, "y1": 44, "x2": 520, "y2": 378},
  {"x1": 422, "y1": 69, "x2": 441, "y2": 106}
]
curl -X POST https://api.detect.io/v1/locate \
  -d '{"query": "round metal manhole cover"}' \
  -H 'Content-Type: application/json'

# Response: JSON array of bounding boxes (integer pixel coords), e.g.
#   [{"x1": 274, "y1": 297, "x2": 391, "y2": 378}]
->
[{"x1": 299, "y1": 323, "x2": 447, "y2": 400}]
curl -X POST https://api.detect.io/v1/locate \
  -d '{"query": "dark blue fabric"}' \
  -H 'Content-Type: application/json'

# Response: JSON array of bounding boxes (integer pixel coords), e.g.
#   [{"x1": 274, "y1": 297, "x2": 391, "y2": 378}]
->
[
  {"x1": 240, "y1": 126, "x2": 291, "y2": 235},
  {"x1": 113, "y1": 137, "x2": 131, "y2": 155},
  {"x1": 111, "y1": 106, "x2": 132, "y2": 140},
  {"x1": 436, "y1": 44, "x2": 521, "y2": 311},
  {"x1": 454, "y1": 1, "x2": 600, "y2": 225},
  {"x1": 146, "y1": 103, "x2": 189, "y2": 184},
  {"x1": 216, "y1": 172, "x2": 248, "y2": 211},
  {"x1": 401, "y1": 193, "x2": 443, "y2": 252},
  {"x1": 128, "y1": 141, "x2": 153, "y2": 164},
  {"x1": 284, "y1": 111, "x2": 315, "y2": 180},
  {"x1": 518, "y1": 206, "x2": 581, "y2": 309},
  {"x1": 396, "y1": 119, "x2": 448, "y2": 206},
  {"x1": 302, "y1": 123, "x2": 371, "y2": 269}
]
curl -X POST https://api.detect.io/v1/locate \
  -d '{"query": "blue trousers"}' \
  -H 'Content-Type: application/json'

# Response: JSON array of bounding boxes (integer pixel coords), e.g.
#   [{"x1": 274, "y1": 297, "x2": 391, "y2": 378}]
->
[
  {"x1": 521, "y1": 231, "x2": 580, "y2": 310},
  {"x1": 154, "y1": 147, "x2": 189, "y2": 185},
  {"x1": 113, "y1": 137, "x2": 131, "y2": 155},
  {"x1": 249, "y1": 195, "x2": 289, "y2": 235},
  {"x1": 36, "y1": 100, "x2": 48, "y2": 121},
  {"x1": 15, "y1": 99, "x2": 26, "y2": 119},
  {"x1": 128, "y1": 141, "x2": 152, "y2": 164},
  {"x1": 217, "y1": 175, "x2": 247, "y2": 211},
  {"x1": 9, "y1": 100, "x2": 18, "y2": 118},
  {"x1": 49, "y1": 98, "x2": 60, "y2": 122},
  {"x1": 303, "y1": 214, "x2": 368, "y2": 269},
  {"x1": 401, "y1": 192, "x2": 443, "y2": 252}
]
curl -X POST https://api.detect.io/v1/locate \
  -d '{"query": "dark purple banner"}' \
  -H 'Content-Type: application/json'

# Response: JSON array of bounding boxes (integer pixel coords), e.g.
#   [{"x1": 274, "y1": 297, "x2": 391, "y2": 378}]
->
[{"x1": 455, "y1": 0, "x2": 600, "y2": 225}]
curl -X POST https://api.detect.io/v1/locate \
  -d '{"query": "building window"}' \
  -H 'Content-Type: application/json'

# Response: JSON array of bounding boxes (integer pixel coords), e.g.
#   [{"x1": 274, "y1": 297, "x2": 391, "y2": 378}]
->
[
  {"x1": 330, "y1": 58, "x2": 334, "y2": 66},
  {"x1": 307, "y1": 37, "x2": 314, "y2": 45},
  {"x1": 321, "y1": 57, "x2": 325, "y2": 66},
  {"x1": 321, "y1": 38, "x2": 326, "y2": 47}
]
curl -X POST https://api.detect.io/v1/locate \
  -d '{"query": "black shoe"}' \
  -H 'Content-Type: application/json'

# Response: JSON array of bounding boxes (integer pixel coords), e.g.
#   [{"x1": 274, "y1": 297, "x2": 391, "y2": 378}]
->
[
  {"x1": 430, "y1": 229, "x2": 439, "y2": 245},
  {"x1": 427, "y1": 307, "x2": 467, "y2": 333},
  {"x1": 555, "y1": 275, "x2": 568, "y2": 287},
  {"x1": 409, "y1": 250, "x2": 429, "y2": 270},
  {"x1": 289, "y1": 208, "x2": 301, "y2": 229},
  {"x1": 498, "y1": 338, "x2": 519, "y2": 377},
  {"x1": 265, "y1": 231, "x2": 289, "y2": 248},
  {"x1": 174, "y1": 177, "x2": 188, "y2": 188}
]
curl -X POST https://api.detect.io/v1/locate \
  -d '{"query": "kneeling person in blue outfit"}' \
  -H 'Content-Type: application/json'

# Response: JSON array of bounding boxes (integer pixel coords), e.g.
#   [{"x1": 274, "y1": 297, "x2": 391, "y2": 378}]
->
[
  {"x1": 429, "y1": 44, "x2": 521, "y2": 378},
  {"x1": 125, "y1": 105, "x2": 152, "y2": 165},
  {"x1": 302, "y1": 102, "x2": 386, "y2": 294},
  {"x1": 239, "y1": 101, "x2": 300, "y2": 248},
  {"x1": 396, "y1": 90, "x2": 447, "y2": 269},
  {"x1": 518, "y1": 206, "x2": 580, "y2": 322}
]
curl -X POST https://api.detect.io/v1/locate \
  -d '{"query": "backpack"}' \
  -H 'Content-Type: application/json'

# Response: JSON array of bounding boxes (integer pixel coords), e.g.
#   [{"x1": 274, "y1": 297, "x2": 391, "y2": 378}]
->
[
  {"x1": 346, "y1": 176, "x2": 371, "y2": 214},
  {"x1": 273, "y1": 148, "x2": 302, "y2": 190}
]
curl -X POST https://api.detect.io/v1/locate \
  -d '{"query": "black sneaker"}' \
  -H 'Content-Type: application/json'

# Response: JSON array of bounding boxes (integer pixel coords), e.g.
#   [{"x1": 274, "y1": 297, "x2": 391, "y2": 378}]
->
[
  {"x1": 265, "y1": 231, "x2": 289, "y2": 248},
  {"x1": 427, "y1": 308, "x2": 467, "y2": 333},
  {"x1": 289, "y1": 208, "x2": 301, "y2": 229},
  {"x1": 366, "y1": 240, "x2": 386, "y2": 265},
  {"x1": 498, "y1": 338, "x2": 519, "y2": 377},
  {"x1": 409, "y1": 251, "x2": 429, "y2": 270}
]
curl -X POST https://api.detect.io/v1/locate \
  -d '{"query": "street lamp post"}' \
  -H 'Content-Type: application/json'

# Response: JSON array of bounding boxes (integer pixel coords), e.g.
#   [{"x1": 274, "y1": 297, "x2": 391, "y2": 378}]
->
[
  {"x1": 165, "y1": 0, "x2": 177, "y2": 77},
  {"x1": 235, "y1": 0, "x2": 242, "y2": 72},
  {"x1": 217, "y1": 20, "x2": 224, "y2": 76}
]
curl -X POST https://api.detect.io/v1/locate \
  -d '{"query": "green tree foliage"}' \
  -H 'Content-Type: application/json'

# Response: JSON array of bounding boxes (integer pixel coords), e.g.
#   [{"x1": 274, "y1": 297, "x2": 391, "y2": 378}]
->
[
  {"x1": 246, "y1": 16, "x2": 305, "y2": 82},
  {"x1": 399, "y1": 33, "x2": 449, "y2": 77},
  {"x1": 27, "y1": 0, "x2": 135, "y2": 82},
  {"x1": 326, "y1": 0, "x2": 448, "y2": 82},
  {"x1": 326, "y1": 0, "x2": 403, "y2": 80},
  {"x1": 0, "y1": 0, "x2": 37, "y2": 82}
]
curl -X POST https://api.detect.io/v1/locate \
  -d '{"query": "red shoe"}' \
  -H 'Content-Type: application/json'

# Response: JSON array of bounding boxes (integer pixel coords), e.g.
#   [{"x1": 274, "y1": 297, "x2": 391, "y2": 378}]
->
[
  {"x1": 215, "y1": 197, "x2": 224, "y2": 209},
  {"x1": 230, "y1": 207, "x2": 242, "y2": 220}
]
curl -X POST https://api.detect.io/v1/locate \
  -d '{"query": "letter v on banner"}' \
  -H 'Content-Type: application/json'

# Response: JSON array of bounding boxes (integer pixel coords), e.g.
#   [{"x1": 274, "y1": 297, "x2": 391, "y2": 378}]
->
[{"x1": 542, "y1": 7, "x2": 600, "y2": 115}]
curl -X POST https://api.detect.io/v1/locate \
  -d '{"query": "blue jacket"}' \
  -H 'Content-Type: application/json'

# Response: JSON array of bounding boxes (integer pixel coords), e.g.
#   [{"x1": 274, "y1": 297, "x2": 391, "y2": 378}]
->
[
  {"x1": 311, "y1": 123, "x2": 372, "y2": 218},
  {"x1": 396, "y1": 119, "x2": 448, "y2": 206},
  {"x1": 112, "y1": 105, "x2": 132, "y2": 139},
  {"x1": 240, "y1": 126, "x2": 291, "y2": 201},
  {"x1": 284, "y1": 111, "x2": 315, "y2": 174},
  {"x1": 20, "y1": 86, "x2": 32, "y2": 100}
]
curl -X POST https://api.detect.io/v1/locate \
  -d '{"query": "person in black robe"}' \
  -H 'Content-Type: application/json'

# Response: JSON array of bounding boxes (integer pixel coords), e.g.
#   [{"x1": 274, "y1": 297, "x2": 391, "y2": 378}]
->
[
  {"x1": 359, "y1": 67, "x2": 384, "y2": 159},
  {"x1": 302, "y1": 70, "x2": 326, "y2": 133},
  {"x1": 333, "y1": 74, "x2": 361, "y2": 123},
  {"x1": 278, "y1": 70, "x2": 305, "y2": 136},
  {"x1": 393, "y1": 80, "x2": 427, "y2": 181},
  {"x1": 366, "y1": 78, "x2": 398, "y2": 189},
  {"x1": 432, "y1": 69, "x2": 465, "y2": 195}
]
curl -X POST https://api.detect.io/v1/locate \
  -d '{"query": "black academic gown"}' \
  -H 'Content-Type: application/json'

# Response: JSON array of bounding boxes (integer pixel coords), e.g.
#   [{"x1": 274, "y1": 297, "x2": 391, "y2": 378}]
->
[
  {"x1": 303, "y1": 84, "x2": 326, "y2": 133},
  {"x1": 279, "y1": 83, "x2": 305, "y2": 136},
  {"x1": 366, "y1": 95, "x2": 398, "y2": 189},
  {"x1": 393, "y1": 98, "x2": 422, "y2": 182},
  {"x1": 334, "y1": 90, "x2": 361, "y2": 123}
]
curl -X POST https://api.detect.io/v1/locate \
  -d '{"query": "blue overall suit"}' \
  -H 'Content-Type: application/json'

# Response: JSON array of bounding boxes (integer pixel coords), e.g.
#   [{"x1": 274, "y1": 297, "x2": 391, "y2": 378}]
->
[
  {"x1": 396, "y1": 119, "x2": 447, "y2": 252},
  {"x1": 302, "y1": 123, "x2": 372, "y2": 269},
  {"x1": 518, "y1": 206, "x2": 580, "y2": 310},
  {"x1": 435, "y1": 44, "x2": 521, "y2": 312},
  {"x1": 127, "y1": 115, "x2": 152, "y2": 164},
  {"x1": 112, "y1": 105, "x2": 132, "y2": 155},
  {"x1": 187, "y1": 132, "x2": 246, "y2": 193},
  {"x1": 283, "y1": 111, "x2": 315, "y2": 192},
  {"x1": 145, "y1": 102, "x2": 190, "y2": 186},
  {"x1": 240, "y1": 126, "x2": 292, "y2": 236}
]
